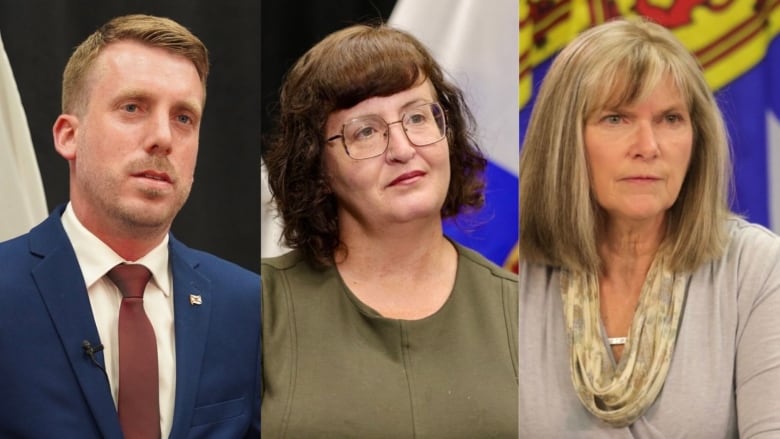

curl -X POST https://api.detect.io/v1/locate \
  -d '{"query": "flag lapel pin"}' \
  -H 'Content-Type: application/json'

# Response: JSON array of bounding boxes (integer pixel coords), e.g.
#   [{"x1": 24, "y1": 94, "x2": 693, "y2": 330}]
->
[{"x1": 189, "y1": 294, "x2": 203, "y2": 306}]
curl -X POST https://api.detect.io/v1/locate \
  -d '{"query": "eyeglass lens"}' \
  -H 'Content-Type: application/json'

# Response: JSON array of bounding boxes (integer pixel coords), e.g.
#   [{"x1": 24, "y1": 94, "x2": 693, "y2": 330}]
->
[{"x1": 342, "y1": 102, "x2": 445, "y2": 159}]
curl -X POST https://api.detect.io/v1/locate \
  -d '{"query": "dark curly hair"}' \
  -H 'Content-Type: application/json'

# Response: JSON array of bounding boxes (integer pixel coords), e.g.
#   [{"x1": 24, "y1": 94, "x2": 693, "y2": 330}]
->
[{"x1": 263, "y1": 23, "x2": 486, "y2": 267}]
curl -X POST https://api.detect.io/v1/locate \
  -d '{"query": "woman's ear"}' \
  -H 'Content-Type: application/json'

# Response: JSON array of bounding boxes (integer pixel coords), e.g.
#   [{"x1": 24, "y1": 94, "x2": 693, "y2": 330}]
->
[{"x1": 52, "y1": 114, "x2": 79, "y2": 160}]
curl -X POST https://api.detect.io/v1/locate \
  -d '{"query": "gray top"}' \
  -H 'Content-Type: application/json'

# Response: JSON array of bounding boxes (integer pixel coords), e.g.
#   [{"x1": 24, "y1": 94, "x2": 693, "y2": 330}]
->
[{"x1": 519, "y1": 218, "x2": 780, "y2": 438}]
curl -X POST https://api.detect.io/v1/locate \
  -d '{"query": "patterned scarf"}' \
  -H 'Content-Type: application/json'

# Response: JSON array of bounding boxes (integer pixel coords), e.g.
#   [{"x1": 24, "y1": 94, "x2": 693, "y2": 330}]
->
[{"x1": 559, "y1": 253, "x2": 687, "y2": 427}]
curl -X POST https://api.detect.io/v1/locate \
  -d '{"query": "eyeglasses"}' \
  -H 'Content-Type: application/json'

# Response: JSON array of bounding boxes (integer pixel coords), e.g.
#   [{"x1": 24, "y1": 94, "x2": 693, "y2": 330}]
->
[{"x1": 326, "y1": 102, "x2": 447, "y2": 160}]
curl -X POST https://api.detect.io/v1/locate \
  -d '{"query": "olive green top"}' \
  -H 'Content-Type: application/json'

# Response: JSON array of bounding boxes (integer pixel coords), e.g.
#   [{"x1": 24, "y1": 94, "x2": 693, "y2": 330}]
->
[{"x1": 260, "y1": 243, "x2": 518, "y2": 438}]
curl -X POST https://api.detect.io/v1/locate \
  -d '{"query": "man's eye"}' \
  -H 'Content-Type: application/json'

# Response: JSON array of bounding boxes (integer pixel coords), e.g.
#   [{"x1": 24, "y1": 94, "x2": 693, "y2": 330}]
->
[
  {"x1": 123, "y1": 104, "x2": 139, "y2": 112},
  {"x1": 176, "y1": 114, "x2": 193, "y2": 124}
]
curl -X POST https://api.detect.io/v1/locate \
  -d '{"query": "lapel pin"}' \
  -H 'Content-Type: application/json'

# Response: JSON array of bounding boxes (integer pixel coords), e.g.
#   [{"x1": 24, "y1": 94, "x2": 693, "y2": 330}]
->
[{"x1": 189, "y1": 294, "x2": 203, "y2": 306}]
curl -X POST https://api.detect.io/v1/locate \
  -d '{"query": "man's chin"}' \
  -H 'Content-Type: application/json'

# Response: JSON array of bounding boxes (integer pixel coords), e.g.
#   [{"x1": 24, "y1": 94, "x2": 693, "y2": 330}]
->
[{"x1": 116, "y1": 202, "x2": 181, "y2": 231}]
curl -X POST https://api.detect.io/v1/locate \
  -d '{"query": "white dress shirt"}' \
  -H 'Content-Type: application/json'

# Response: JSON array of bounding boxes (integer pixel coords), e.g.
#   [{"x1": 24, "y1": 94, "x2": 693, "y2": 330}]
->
[{"x1": 61, "y1": 203, "x2": 176, "y2": 438}]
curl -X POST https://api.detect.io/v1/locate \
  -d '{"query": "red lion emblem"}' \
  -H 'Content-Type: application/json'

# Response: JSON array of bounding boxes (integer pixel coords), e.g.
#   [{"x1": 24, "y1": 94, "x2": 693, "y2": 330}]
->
[{"x1": 634, "y1": 0, "x2": 737, "y2": 28}]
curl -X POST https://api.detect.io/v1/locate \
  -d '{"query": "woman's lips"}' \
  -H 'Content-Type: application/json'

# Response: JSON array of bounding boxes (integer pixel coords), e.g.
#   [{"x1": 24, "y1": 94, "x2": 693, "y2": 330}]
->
[
  {"x1": 620, "y1": 175, "x2": 660, "y2": 183},
  {"x1": 389, "y1": 170, "x2": 425, "y2": 186}
]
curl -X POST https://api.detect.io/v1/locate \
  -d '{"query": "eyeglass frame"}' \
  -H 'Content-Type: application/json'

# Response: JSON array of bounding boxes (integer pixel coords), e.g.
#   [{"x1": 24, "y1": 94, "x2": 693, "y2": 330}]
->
[{"x1": 325, "y1": 101, "x2": 447, "y2": 160}]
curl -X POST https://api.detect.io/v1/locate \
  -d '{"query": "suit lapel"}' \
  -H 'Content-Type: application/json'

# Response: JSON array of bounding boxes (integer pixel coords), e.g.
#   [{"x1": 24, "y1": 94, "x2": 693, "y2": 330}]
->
[
  {"x1": 167, "y1": 239, "x2": 212, "y2": 438},
  {"x1": 30, "y1": 210, "x2": 123, "y2": 438}
]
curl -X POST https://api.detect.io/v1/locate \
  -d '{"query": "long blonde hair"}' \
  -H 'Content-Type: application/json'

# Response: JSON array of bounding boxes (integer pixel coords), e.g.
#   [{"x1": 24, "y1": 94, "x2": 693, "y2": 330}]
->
[{"x1": 519, "y1": 17, "x2": 732, "y2": 273}]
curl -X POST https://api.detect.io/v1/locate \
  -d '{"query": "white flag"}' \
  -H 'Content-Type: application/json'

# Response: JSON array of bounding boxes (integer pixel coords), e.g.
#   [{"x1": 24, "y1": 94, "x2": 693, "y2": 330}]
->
[
  {"x1": 261, "y1": 160, "x2": 288, "y2": 258},
  {"x1": 0, "y1": 31, "x2": 47, "y2": 242}
]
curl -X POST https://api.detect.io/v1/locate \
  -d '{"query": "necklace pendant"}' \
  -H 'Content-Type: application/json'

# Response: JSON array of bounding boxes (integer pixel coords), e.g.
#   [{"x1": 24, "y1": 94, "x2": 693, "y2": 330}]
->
[{"x1": 608, "y1": 336, "x2": 627, "y2": 346}]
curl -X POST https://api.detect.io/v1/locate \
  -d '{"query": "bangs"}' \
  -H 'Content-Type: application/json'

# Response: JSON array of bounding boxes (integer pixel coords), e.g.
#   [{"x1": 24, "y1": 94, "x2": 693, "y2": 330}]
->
[
  {"x1": 315, "y1": 27, "x2": 429, "y2": 110},
  {"x1": 583, "y1": 45, "x2": 690, "y2": 118}
]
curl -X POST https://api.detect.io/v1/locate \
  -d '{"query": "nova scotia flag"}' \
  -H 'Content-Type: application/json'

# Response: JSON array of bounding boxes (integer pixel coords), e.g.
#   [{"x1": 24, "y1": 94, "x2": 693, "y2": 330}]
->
[{"x1": 522, "y1": 2, "x2": 780, "y2": 237}]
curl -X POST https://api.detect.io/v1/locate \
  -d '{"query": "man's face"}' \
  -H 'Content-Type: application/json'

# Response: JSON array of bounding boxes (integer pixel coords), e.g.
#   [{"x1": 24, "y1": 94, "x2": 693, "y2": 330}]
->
[{"x1": 58, "y1": 40, "x2": 204, "y2": 241}]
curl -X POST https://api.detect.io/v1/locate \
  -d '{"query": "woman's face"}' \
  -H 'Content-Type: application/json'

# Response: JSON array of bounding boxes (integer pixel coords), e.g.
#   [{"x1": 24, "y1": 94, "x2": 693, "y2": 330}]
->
[
  {"x1": 584, "y1": 75, "x2": 693, "y2": 227},
  {"x1": 322, "y1": 80, "x2": 451, "y2": 232}
]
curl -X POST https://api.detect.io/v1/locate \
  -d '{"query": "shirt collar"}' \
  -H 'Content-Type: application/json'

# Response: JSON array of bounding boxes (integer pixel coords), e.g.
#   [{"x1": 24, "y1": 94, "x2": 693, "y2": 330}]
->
[{"x1": 60, "y1": 203, "x2": 172, "y2": 297}]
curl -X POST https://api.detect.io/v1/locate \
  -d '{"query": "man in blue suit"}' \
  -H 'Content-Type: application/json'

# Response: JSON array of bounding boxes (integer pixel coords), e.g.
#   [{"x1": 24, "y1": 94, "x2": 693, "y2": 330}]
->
[{"x1": 0, "y1": 14, "x2": 260, "y2": 438}]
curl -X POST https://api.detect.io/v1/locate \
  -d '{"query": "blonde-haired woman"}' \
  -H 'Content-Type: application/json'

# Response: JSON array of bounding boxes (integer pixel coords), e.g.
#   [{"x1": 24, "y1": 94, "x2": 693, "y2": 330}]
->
[{"x1": 519, "y1": 17, "x2": 780, "y2": 437}]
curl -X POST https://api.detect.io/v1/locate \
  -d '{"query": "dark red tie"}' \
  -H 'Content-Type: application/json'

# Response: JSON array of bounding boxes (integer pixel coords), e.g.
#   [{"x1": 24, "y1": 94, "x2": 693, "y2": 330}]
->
[{"x1": 107, "y1": 264, "x2": 161, "y2": 439}]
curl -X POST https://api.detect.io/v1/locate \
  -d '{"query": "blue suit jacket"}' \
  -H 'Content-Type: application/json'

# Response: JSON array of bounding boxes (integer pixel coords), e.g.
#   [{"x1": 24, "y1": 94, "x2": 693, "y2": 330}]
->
[{"x1": 0, "y1": 206, "x2": 261, "y2": 438}]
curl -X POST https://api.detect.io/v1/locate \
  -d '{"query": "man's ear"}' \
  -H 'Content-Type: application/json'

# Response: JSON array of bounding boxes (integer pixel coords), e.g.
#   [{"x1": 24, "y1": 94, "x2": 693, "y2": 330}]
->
[{"x1": 53, "y1": 114, "x2": 79, "y2": 160}]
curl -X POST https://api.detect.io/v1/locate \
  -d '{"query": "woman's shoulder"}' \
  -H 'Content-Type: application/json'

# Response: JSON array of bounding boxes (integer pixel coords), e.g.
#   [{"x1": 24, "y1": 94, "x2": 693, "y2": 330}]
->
[
  {"x1": 454, "y1": 242, "x2": 518, "y2": 284},
  {"x1": 727, "y1": 216, "x2": 780, "y2": 237},
  {"x1": 711, "y1": 217, "x2": 780, "y2": 299},
  {"x1": 261, "y1": 249, "x2": 308, "y2": 272},
  {"x1": 724, "y1": 217, "x2": 780, "y2": 257}
]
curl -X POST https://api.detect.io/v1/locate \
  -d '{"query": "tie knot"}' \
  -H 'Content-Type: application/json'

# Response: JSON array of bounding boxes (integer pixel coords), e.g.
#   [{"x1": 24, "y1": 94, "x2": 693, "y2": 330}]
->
[{"x1": 108, "y1": 264, "x2": 152, "y2": 298}]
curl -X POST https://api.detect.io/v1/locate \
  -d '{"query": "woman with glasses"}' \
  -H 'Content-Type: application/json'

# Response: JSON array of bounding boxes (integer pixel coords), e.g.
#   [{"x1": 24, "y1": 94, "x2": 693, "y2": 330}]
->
[{"x1": 261, "y1": 24, "x2": 517, "y2": 438}]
